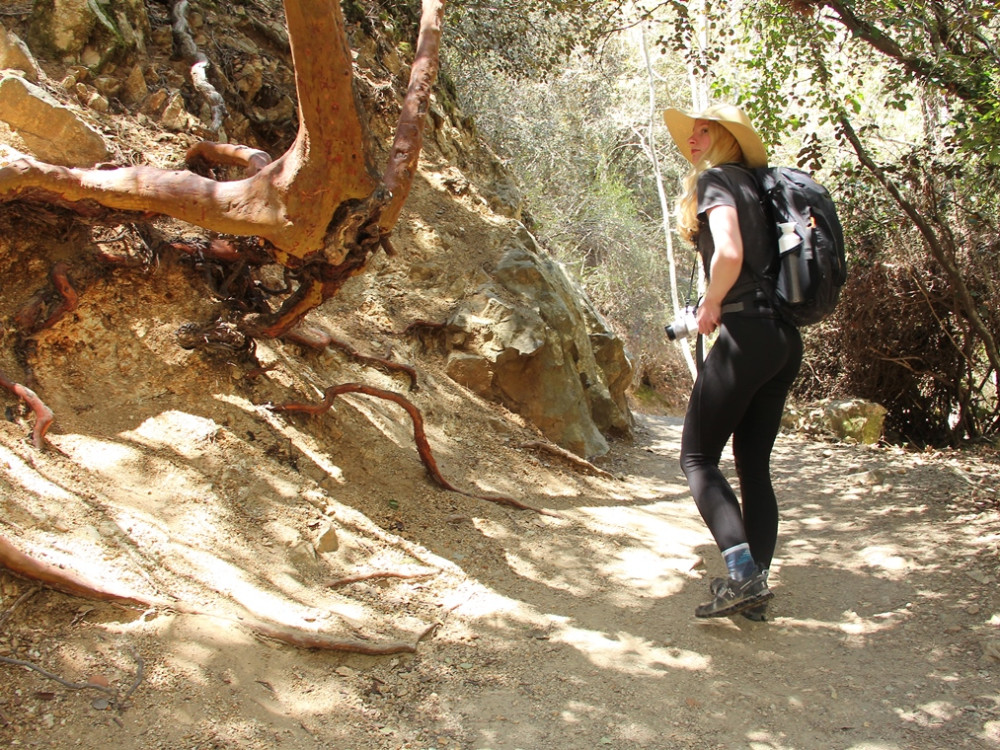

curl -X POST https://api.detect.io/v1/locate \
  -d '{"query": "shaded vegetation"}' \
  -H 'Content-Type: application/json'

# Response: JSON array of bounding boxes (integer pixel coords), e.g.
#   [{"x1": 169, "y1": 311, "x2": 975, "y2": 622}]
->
[{"x1": 442, "y1": 0, "x2": 1000, "y2": 445}]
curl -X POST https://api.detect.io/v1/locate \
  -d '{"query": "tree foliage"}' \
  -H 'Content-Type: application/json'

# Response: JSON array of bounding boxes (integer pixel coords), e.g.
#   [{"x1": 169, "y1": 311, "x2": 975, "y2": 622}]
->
[
  {"x1": 394, "y1": 0, "x2": 1000, "y2": 442},
  {"x1": 634, "y1": 0, "x2": 1000, "y2": 443}
]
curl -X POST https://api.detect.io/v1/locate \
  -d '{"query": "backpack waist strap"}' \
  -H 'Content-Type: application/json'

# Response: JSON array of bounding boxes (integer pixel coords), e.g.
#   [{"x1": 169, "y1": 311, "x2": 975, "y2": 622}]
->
[{"x1": 722, "y1": 296, "x2": 778, "y2": 318}]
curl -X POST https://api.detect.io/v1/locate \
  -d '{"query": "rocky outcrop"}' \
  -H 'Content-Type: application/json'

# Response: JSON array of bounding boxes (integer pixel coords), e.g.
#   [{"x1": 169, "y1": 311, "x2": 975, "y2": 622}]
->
[
  {"x1": 783, "y1": 398, "x2": 887, "y2": 444},
  {"x1": 28, "y1": 0, "x2": 149, "y2": 65},
  {"x1": 445, "y1": 230, "x2": 633, "y2": 458}
]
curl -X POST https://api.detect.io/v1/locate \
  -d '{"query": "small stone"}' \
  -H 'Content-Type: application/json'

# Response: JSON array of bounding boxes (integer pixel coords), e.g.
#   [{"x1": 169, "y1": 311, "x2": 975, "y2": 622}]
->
[
  {"x1": 314, "y1": 523, "x2": 339, "y2": 553},
  {"x1": 983, "y1": 640, "x2": 1000, "y2": 661},
  {"x1": 122, "y1": 64, "x2": 148, "y2": 105}
]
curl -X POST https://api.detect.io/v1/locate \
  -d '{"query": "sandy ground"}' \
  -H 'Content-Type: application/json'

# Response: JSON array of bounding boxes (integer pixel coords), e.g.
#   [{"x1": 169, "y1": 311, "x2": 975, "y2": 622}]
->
[{"x1": 2, "y1": 409, "x2": 999, "y2": 750}]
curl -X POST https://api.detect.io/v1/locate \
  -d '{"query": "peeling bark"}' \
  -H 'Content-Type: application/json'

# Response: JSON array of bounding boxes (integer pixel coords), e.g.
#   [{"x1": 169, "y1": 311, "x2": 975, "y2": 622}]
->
[{"x1": 171, "y1": 0, "x2": 227, "y2": 133}]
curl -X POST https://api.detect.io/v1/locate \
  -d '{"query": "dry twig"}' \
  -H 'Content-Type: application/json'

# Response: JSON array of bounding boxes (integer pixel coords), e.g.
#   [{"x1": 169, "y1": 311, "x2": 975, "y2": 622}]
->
[
  {"x1": 0, "y1": 645, "x2": 143, "y2": 711},
  {"x1": 0, "y1": 584, "x2": 40, "y2": 628}
]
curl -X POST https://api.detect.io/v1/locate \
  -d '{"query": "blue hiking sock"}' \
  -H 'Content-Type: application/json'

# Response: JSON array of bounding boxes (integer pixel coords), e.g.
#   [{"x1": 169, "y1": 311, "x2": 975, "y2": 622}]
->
[{"x1": 722, "y1": 543, "x2": 756, "y2": 581}]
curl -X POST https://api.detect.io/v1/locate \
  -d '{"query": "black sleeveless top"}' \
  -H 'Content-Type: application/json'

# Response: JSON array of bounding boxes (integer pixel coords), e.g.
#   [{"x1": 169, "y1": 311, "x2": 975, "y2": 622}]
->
[{"x1": 696, "y1": 164, "x2": 777, "y2": 305}]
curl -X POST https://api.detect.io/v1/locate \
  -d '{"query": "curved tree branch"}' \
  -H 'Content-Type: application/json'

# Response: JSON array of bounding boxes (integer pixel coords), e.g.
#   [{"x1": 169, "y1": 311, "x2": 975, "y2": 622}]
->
[
  {"x1": 836, "y1": 110, "x2": 1000, "y2": 379},
  {"x1": 380, "y1": 0, "x2": 446, "y2": 232},
  {"x1": 0, "y1": 0, "x2": 449, "y2": 348},
  {"x1": 815, "y1": 0, "x2": 991, "y2": 107},
  {"x1": 185, "y1": 142, "x2": 273, "y2": 177},
  {"x1": 0, "y1": 0, "x2": 446, "y2": 269}
]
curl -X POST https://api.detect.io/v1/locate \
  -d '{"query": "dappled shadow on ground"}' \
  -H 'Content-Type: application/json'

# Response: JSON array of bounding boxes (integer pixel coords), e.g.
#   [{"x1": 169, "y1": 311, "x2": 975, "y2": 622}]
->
[
  {"x1": 415, "y1": 414, "x2": 1000, "y2": 749},
  {"x1": 3, "y1": 406, "x2": 999, "y2": 749}
]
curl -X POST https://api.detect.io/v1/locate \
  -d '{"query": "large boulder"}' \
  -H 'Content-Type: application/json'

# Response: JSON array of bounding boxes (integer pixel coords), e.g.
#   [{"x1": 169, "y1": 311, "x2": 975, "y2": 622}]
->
[
  {"x1": 783, "y1": 398, "x2": 887, "y2": 444},
  {"x1": 445, "y1": 232, "x2": 633, "y2": 458},
  {"x1": 0, "y1": 74, "x2": 108, "y2": 166}
]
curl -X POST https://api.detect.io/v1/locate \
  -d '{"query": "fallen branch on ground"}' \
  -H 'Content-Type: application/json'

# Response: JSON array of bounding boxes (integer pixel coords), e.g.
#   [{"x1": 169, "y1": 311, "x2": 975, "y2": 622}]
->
[
  {"x1": 268, "y1": 383, "x2": 558, "y2": 516},
  {"x1": 327, "y1": 569, "x2": 440, "y2": 588},
  {"x1": 0, "y1": 647, "x2": 142, "y2": 712}
]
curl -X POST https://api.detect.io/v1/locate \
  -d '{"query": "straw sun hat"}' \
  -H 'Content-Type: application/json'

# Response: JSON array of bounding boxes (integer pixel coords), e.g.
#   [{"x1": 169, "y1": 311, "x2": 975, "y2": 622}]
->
[{"x1": 662, "y1": 104, "x2": 769, "y2": 168}]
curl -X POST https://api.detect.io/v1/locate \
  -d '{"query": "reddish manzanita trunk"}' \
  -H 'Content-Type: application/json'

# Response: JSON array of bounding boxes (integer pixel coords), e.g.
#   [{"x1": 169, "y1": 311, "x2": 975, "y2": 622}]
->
[{"x1": 0, "y1": 0, "x2": 446, "y2": 333}]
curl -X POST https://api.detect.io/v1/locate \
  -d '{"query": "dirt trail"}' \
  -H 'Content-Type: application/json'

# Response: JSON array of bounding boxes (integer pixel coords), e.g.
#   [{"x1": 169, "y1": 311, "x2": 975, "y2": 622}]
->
[{"x1": 2, "y1": 412, "x2": 998, "y2": 750}]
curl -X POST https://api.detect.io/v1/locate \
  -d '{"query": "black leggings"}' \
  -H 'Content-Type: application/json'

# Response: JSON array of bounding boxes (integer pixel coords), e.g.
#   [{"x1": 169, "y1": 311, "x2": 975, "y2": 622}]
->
[{"x1": 680, "y1": 313, "x2": 803, "y2": 570}]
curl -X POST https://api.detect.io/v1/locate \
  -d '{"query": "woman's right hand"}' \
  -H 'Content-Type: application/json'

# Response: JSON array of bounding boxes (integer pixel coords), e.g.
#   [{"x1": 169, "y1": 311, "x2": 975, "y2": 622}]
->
[{"x1": 697, "y1": 299, "x2": 721, "y2": 335}]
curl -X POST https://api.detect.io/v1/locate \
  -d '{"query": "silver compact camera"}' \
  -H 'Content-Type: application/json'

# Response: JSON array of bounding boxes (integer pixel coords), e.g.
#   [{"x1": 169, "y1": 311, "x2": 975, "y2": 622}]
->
[{"x1": 665, "y1": 308, "x2": 698, "y2": 341}]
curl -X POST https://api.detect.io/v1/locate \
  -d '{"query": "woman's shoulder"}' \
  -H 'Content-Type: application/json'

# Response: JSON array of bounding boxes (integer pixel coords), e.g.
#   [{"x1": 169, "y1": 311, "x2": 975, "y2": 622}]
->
[
  {"x1": 699, "y1": 162, "x2": 750, "y2": 184},
  {"x1": 700, "y1": 164, "x2": 761, "y2": 196},
  {"x1": 696, "y1": 166, "x2": 727, "y2": 189}
]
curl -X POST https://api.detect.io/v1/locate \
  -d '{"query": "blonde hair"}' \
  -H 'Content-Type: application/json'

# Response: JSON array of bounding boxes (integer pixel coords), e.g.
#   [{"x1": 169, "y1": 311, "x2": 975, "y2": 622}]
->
[{"x1": 676, "y1": 121, "x2": 745, "y2": 242}]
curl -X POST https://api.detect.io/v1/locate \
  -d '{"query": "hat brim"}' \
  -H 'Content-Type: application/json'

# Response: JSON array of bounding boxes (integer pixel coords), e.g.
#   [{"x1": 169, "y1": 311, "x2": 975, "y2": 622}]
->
[{"x1": 662, "y1": 107, "x2": 769, "y2": 168}]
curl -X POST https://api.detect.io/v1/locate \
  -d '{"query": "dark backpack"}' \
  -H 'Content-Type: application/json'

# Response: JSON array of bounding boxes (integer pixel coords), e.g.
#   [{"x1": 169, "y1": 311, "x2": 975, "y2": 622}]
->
[{"x1": 751, "y1": 166, "x2": 847, "y2": 327}]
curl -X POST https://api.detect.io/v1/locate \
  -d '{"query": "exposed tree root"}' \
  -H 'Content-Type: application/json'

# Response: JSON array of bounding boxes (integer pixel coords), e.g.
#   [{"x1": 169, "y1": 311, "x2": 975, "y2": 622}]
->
[
  {"x1": 0, "y1": 535, "x2": 432, "y2": 654},
  {"x1": 268, "y1": 383, "x2": 559, "y2": 516},
  {"x1": 522, "y1": 441, "x2": 617, "y2": 479},
  {"x1": 0, "y1": 370, "x2": 54, "y2": 449},
  {"x1": 13, "y1": 261, "x2": 79, "y2": 335},
  {"x1": 185, "y1": 142, "x2": 273, "y2": 177},
  {"x1": 283, "y1": 326, "x2": 419, "y2": 389}
]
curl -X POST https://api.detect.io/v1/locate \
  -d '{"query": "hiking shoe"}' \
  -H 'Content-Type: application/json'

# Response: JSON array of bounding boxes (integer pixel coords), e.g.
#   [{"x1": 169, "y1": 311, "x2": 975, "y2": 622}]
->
[
  {"x1": 741, "y1": 602, "x2": 768, "y2": 621},
  {"x1": 708, "y1": 575, "x2": 770, "y2": 621},
  {"x1": 695, "y1": 569, "x2": 772, "y2": 618}
]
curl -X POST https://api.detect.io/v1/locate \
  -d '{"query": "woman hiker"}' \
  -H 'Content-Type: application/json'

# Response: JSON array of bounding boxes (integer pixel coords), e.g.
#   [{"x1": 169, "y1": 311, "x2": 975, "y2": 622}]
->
[{"x1": 662, "y1": 104, "x2": 803, "y2": 620}]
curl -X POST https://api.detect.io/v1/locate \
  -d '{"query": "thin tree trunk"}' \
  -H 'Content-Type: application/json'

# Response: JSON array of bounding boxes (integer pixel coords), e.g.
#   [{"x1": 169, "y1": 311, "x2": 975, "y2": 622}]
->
[{"x1": 639, "y1": 25, "x2": 697, "y2": 379}]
